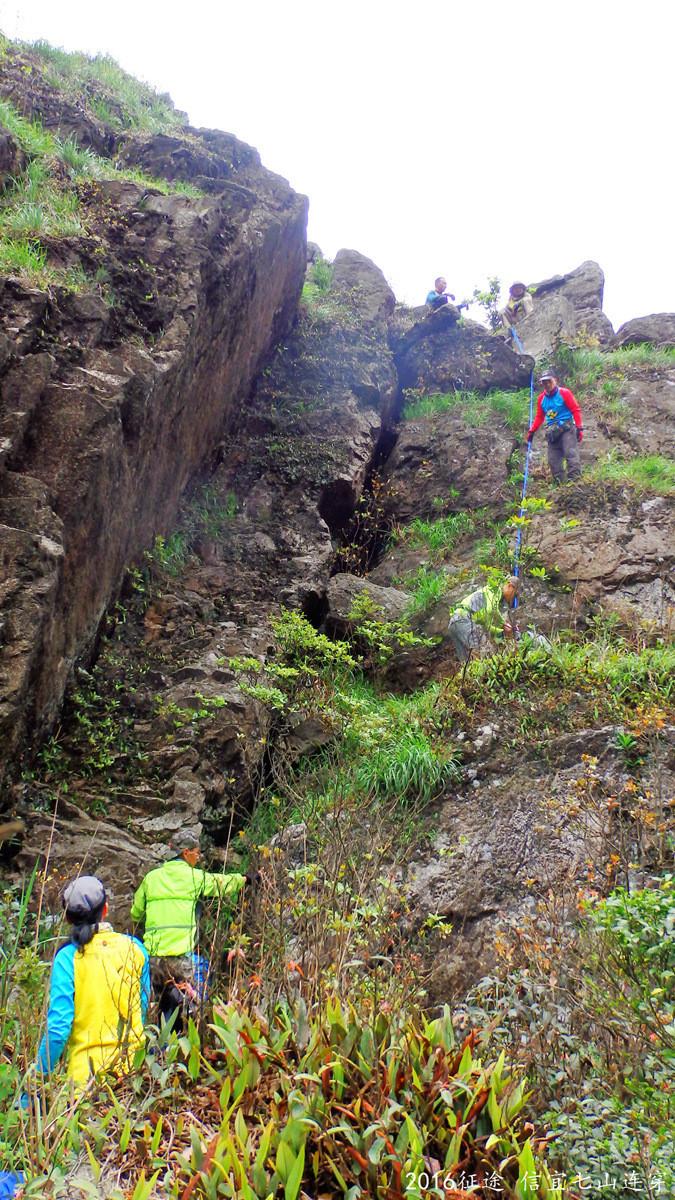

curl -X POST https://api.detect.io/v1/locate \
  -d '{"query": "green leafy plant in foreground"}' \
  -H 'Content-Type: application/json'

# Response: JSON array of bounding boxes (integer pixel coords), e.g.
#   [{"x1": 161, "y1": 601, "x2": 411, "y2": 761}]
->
[{"x1": 465, "y1": 878, "x2": 675, "y2": 1195}]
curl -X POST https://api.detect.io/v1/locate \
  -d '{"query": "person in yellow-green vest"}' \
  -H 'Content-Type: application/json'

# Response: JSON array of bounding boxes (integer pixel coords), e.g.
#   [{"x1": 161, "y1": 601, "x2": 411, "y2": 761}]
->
[
  {"x1": 131, "y1": 830, "x2": 246, "y2": 1029},
  {"x1": 447, "y1": 575, "x2": 520, "y2": 662},
  {"x1": 36, "y1": 876, "x2": 149, "y2": 1085}
]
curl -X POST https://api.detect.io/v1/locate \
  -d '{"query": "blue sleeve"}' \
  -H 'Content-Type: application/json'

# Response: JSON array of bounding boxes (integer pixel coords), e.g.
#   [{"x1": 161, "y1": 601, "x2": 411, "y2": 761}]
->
[
  {"x1": 132, "y1": 936, "x2": 151, "y2": 1021},
  {"x1": 37, "y1": 945, "x2": 75, "y2": 1073},
  {"x1": 426, "y1": 291, "x2": 436, "y2": 304}
]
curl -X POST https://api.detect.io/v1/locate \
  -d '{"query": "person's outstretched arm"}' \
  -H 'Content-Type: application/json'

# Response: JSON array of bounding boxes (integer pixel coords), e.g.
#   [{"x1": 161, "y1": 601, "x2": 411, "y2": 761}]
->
[{"x1": 197, "y1": 868, "x2": 247, "y2": 900}]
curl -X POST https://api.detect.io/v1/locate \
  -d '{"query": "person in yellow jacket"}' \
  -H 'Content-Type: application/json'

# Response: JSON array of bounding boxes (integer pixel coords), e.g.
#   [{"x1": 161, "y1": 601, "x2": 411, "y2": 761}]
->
[
  {"x1": 36, "y1": 876, "x2": 149, "y2": 1085},
  {"x1": 447, "y1": 575, "x2": 519, "y2": 662},
  {"x1": 131, "y1": 830, "x2": 246, "y2": 1028}
]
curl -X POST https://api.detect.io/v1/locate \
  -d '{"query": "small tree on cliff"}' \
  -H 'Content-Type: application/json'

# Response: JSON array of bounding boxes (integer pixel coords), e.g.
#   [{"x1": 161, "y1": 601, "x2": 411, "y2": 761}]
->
[{"x1": 472, "y1": 276, "x2": 502, "y2": 331}]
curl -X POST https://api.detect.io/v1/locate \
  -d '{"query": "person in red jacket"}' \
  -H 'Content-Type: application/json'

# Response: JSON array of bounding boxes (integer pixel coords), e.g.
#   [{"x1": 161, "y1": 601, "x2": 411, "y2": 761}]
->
[{"x1": 527, "y1": 372, "x2": 583, "y2": 483}]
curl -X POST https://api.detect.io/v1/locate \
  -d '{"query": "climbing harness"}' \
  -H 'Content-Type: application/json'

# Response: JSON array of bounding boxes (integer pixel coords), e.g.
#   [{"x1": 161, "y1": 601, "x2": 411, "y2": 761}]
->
[{"x1": 509, "y1": 325, "x2": 535, "y2": 613}]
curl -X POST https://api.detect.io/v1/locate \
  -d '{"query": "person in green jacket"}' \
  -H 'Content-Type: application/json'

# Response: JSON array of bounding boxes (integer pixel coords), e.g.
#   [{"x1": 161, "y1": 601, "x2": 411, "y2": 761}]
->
[
  {"x1": 131, "y1": 830, "x2": 246, "y2": 1028},
  {"x1": 447, "y1": 575, "x2": 519, "y2": 662}
]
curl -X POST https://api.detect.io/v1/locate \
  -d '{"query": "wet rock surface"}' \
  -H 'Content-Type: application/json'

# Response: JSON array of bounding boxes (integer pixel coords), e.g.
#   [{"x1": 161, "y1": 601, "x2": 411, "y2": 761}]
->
[{"x1": 0, "y1": 51, "x2": 308, "y2": 782}]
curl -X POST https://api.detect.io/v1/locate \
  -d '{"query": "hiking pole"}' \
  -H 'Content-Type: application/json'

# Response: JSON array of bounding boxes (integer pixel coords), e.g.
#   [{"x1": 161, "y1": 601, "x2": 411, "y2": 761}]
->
[{"x1": 512, "y1": 365, "x2": 535, "y2": 613}]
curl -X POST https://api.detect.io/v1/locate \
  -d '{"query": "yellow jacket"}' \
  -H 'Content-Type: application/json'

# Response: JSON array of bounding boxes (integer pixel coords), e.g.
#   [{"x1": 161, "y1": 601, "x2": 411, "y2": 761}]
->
[{"x1": 37, "y1": 926, "x2": 150, "y2": 1084}]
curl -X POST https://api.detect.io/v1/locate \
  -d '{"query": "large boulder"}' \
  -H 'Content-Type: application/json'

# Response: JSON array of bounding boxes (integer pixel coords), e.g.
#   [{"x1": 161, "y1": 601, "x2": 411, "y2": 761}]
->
[
  {"x1": 326, "y1": 573, "x2": 411, "y2": 628},
  {"x1": 330, "y1": 249, "x2": 396, "y2": 322},
  {"x1": 517, "y1": 261, "x2": 614, "y2": 357},
  {"x1": 614, "y1": 313, "x2": 675, "y2": 349},
  {"x1": 393, "y1": 310, "x2": 533, "y2": 395}
]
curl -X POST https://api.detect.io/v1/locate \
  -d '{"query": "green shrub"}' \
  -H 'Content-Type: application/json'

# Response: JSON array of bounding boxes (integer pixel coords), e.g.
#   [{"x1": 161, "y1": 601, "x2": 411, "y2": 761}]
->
[
  {"x1": 464, "y1": 879, "x2": 675, "y2": 1195},
  {"x1": 144, "y1": 531, "x2": 190, "y2": 576},
  {"x1": 347, "y1": 590, "x2": 437, "y2": 667}
]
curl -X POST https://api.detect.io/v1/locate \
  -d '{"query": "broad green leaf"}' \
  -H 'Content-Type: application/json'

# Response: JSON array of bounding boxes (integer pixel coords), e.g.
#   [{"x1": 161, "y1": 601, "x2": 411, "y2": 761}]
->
[{"x1": 284, "y1": 1144, "x2": 305, "y2": 1200}]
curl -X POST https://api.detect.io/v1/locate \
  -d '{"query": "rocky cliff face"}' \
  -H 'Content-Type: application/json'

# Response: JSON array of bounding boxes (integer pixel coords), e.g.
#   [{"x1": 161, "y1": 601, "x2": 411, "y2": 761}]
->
[
  {"x1": 0, "y1": 44, "x2": 307, "y2": 782},
  {"x1": 1, "y1": 42, "x2": 672, "y2": 1004}
]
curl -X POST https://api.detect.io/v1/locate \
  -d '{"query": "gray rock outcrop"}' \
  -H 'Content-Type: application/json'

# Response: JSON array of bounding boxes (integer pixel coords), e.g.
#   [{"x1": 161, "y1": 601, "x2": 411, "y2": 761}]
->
[
  {"x1": 331, "y1": 248, "x2": 396, "y2": 321},
  {"x1": 615, "y1": 313, "x2": 675, "y2": 348},
  {"x1": 326, "y1": 573, "x2": 411, "y2": 628},
  {"x1": 0, "y1": 73, "x2": 308, "y2": 786},
  {"x1": 517, "y1": 260, "x2": 615, "y2": 357},
  {"x1": 393, "y1": 309, "x2": 533, "y2": 395}
]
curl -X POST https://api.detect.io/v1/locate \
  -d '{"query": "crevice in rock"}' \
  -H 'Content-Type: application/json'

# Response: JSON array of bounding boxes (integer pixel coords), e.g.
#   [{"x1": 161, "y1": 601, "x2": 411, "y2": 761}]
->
[
  {"x1": 300, "y1": 588, "x2": 329, "y2": 629},
  {"x1": 318, "y1": 478, "x2": 357, "y2": 539}
]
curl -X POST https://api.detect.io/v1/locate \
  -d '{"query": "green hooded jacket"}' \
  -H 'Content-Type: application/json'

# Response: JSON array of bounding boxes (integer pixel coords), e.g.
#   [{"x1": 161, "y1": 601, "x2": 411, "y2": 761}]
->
[{"x1": 130, "y1": 858, "x2": 246, "y2": 957}]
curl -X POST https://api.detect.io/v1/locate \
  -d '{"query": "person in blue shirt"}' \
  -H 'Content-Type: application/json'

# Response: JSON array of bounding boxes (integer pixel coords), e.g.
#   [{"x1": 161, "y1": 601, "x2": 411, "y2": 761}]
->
[
  {"x1": 36, "y1": 876, "x2": 150, "y2": 1086},
  {"x1": 426, "y1": 276, "x2": 455, "y2": 311}
]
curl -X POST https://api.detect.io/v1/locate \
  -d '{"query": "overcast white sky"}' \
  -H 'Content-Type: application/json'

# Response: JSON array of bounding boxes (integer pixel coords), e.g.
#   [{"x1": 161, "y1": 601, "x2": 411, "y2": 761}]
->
[{"x1": 1, "y1": 0, "x2": 673, "y2": 327}]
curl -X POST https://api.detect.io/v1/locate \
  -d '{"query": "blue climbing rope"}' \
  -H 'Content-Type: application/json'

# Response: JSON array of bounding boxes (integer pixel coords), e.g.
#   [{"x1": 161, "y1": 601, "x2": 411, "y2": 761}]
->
[{"x1": 510, "y1": 325, "x2": 535, "y2": 612}]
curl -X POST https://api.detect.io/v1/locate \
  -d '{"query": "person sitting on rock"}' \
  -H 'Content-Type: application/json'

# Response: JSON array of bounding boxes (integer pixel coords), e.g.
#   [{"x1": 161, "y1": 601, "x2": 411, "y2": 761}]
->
[
  {"x1": 500, "y1": 282, "x2": 534, "y2": 337},
  {"x1": 447, "y1": 575, "x2": 519, "y2": 663},
  {"x1": 527, "y1": 372, "x2": 583, "y2": 484},
  {"x1": 35, "y1": 876, "x2": 149, "y2": 1086},
  {"x1": 131, "y1": 830, "x2": 246, "y2": 1032},
  {"x1": 426, "y1": 276, "x2": 456, "y2": 311}
]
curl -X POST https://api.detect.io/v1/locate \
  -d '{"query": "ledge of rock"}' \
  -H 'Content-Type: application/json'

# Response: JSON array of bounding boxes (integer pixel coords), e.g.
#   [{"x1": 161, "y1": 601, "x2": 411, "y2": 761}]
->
[{"x1": 614, "y1": 313, "x2": 675, "y2": 348}]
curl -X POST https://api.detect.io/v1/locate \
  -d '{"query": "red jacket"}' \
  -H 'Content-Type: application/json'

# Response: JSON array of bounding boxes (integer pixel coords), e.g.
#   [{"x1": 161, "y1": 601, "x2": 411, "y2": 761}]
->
[{"x1": 529, "y1": 386, "x2": 582, "y2": 434}]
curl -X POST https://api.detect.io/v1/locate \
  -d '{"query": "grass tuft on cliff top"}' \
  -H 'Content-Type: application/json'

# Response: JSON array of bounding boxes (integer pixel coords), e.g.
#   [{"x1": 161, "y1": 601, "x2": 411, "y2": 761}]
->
[
  {"x1": 0, "y1": 92, "x2": 200, "y2": 290},
  {"x1": 554, "y1": 342, "x2": 675, "y2": 394},
  {"x1": 403, "y1": 386, "x2": 530, "y2": 429},
  {"x1": 20, "y1": 38, "x2": 184, "y2": 134}
]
